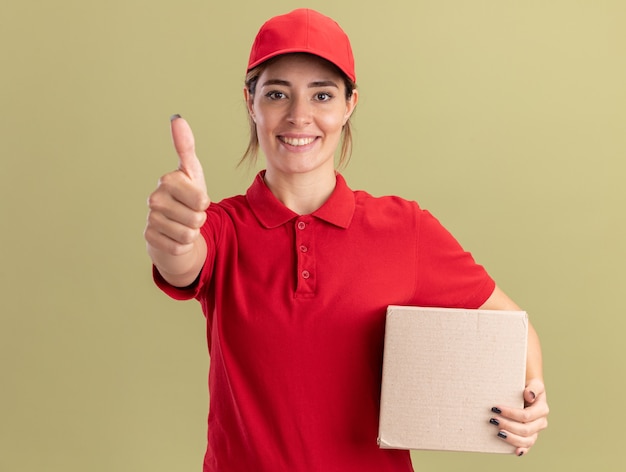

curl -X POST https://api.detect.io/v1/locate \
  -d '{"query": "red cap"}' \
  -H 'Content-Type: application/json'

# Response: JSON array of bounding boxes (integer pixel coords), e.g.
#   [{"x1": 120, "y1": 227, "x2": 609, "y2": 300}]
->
[{"x1": 247, "y1": 9, "x2": 356, "y2": 83}]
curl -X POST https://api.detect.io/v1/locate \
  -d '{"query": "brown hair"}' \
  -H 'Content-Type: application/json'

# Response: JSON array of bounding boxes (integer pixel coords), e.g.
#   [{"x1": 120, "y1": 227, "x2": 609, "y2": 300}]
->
[{"x1": 239, "y1": 55, "x2": 357, "y2": 169}]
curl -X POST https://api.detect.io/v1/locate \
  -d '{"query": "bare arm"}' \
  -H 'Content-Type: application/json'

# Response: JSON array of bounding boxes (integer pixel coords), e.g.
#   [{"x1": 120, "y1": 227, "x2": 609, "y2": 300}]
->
[
  {"x1": 144, "y1": 116, "x2": 210, "y2": 288},
  {"x1": 479, "y1": 285, "x2": 549, "y2": 456},
  {"x1": 479, "y1": 285, "x2": 543, "y2": 383}
]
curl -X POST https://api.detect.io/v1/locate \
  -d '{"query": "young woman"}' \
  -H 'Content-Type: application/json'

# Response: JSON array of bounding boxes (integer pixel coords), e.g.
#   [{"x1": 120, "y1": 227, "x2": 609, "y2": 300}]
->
[{"x1": 144, "y1": 8, "x2": 549, "y2": 472}]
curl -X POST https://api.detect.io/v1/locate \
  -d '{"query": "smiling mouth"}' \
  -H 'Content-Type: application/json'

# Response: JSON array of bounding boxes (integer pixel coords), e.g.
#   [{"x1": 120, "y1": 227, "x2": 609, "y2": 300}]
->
[{"x1": 279, "y1": 136, "x2": 317, "y2": 146}]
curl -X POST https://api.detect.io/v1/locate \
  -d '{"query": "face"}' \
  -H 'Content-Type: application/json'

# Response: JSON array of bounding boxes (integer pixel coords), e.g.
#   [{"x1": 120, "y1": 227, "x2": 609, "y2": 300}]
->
[{"x1": 245, "y1": 54, "x2": 358, "y2": 177}]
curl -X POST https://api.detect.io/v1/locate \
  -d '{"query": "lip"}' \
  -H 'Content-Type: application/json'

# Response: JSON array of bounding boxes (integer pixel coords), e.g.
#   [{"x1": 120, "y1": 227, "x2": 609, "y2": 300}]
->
[{"x1": 277, "y1": 134, "x2": 319, "y2": 151}]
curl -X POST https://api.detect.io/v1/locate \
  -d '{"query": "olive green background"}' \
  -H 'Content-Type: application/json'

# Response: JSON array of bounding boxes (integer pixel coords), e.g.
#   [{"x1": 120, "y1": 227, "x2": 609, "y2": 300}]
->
[{"x1": 2, "y1": 0, "x2": 624, "y2": 470}]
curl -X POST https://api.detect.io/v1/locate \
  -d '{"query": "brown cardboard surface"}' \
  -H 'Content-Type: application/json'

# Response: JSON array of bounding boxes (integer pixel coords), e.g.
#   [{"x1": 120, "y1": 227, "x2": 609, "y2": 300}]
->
[{"x1": 378, "y1": 306, "x2": 528, "y2": 454}]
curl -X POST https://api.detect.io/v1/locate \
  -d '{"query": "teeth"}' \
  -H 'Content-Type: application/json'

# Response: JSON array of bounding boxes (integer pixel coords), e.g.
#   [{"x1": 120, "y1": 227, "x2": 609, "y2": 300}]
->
[{"x1": 281, "y1": 137, "x2": 315, "y2": 146}]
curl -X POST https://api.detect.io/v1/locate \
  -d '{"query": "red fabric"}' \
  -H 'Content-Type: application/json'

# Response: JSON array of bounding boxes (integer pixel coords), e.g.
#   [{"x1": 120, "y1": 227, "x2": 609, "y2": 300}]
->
[
  {"x1": 247, "y1": 9, "x2": 356, "y2": 82},
  {"x1": 154, "y1": 172, "x2": 495, "y2": 472}
]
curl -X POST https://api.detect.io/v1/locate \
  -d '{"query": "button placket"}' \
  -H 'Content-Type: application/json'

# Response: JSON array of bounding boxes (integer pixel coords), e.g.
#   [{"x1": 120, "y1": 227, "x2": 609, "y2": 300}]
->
[{"x1": 295, "y1": 217, "x2": 315, "y2": 295}]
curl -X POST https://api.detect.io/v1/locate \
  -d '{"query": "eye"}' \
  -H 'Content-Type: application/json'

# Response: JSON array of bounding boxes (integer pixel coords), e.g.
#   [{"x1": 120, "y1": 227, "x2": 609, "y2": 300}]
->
[
  {"x1": 315, "y1": 92, "x2": 333, "y2": 101},
  {"x1": 265, "y1": 91, "x2": 286, "y2": 100}
]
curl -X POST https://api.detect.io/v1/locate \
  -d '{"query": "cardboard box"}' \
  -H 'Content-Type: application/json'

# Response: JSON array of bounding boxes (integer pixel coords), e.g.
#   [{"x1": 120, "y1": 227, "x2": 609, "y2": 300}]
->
[{"x1": 377, "y1": 305, "x2": 528, "y2": 454}]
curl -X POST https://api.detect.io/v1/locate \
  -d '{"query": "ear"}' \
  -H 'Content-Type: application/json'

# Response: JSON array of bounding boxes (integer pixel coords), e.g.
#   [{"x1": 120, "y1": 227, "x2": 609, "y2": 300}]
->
[
  {"x1": 343, "y1": 89, "x2": 359, "y2": 125},
  {"x1": 243, "y1": 87, "x2": 256, "y2": 123}
]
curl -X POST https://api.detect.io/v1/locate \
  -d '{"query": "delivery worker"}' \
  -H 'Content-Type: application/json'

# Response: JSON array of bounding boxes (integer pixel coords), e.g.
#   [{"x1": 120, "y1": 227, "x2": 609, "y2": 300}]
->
[{"x1": 144, "y1": 8, "x2": 549, "y2": 471}]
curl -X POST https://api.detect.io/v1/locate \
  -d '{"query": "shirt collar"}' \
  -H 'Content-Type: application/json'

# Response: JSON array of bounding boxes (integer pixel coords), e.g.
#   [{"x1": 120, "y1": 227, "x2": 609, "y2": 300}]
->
[{"x1": 246, "y1": 171, "x2": 355, "y2": 229}]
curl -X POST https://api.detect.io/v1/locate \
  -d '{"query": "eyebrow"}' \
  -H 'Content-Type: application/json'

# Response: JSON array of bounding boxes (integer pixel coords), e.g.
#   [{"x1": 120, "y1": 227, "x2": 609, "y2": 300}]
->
[{"x1": 260, "y1": 79, "x2": 340, "y2": 89}]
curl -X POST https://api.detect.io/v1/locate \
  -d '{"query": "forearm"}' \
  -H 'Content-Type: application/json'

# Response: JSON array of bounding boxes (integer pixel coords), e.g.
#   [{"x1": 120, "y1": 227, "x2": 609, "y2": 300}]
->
[
  {"x1": 526, "y1": 321, "x2": 544, "y2": 383},
  {"x1": 479, "y1": 285, "x2": 544, "y2": 383},
  {"x1": 148, "y1": 236, "x2": 207, "y2": 288}
]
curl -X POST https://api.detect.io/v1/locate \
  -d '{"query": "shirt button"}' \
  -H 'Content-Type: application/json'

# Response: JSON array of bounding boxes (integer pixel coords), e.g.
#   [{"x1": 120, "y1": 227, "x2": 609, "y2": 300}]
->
[
  {"x1": 301, "y1": 270, "x2": 310, "y2": 279},
  {"x1": 297, "y1": 221, "x2": 306, "y2": 230},
  {"x1": 299, "y1": 245, "x2": 308, "y2": 253}
]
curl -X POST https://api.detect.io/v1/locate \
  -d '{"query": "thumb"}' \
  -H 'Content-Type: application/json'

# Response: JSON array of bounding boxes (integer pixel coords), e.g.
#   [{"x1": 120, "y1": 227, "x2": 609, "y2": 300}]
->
[
  {"x1": 170, "y1": 114, "x2": 207, "y2": 193},
  {"x1": 524, "y1": 378, "x2": 545, "y2": 405}
]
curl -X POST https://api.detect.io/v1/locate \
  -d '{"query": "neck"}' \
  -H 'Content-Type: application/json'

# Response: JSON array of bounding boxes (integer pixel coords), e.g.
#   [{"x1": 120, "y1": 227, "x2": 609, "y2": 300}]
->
[{"x1": 263, "y1": 169, "x2": 337, "y2": 215}]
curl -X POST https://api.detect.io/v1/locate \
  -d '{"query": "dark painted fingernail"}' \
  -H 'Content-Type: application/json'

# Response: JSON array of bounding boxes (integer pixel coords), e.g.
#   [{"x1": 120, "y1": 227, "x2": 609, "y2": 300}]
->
[
  {"x1": 489, "y1": 418, "x2": 500, "y2": 426},
  {"x1": 518, "y1": 451, "x2": 525, "y2": 457},
  {"x1": 170, "y1": 114, "x2": 182, "y2": 122},
  {"x1": 497, "y1": 431, "x2": 508, "y2": 439},
  {"x1": 491, "y1": 407, "x2": 502, "y2": 414}
]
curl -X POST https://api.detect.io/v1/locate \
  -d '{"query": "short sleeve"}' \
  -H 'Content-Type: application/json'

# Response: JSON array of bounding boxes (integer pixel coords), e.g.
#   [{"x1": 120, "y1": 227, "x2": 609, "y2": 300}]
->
[
  {"x1": 152, "y1": 264, "x2": 203, "y2": 301},
  {"x1": 414, "y1": 209, "x2": 495, "y2": 308}
]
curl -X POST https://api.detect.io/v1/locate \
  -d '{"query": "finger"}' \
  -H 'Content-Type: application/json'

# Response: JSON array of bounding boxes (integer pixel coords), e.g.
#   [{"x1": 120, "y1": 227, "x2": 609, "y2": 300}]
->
[
  {"x1": 144, "y1": 221, "x2": 197, "y2": 256},
  {"x1": 524, "y1": 388, "x2": 536, "y2": 405},
  {"x1": 492, "y1": 399, "x2": 549, "y2": 424},
  {"x1": 159, "y1": 171, "x2": 210, "y2": 212},
  {"x1": 147, "y1": 210, "x2": 203, "y2": 246},
  {"x1": 490, "y1": 411, "x2": 548, "y2": 438},
  {"x1": 170, "y1": 115, "x2": 208, "y2": 194},
  {"x1": 524, "y1": 378, "x2": 546, "y2": 405},
  {"x1": 150, "y1": 171, "x2": 209, "y2": 214},
  {"x1": 495, "y1": 427, "x2": 538, "y2": 451},
  {"x1": 149, "y1": 193, "x2": 207, "y2": 230}
]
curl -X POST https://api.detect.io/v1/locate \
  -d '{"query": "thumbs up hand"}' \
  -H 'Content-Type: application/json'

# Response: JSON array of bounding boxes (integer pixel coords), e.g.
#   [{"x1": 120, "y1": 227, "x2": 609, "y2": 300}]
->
[{"x1": 144, "y1": 115, "x2": 210, "y2": 287}]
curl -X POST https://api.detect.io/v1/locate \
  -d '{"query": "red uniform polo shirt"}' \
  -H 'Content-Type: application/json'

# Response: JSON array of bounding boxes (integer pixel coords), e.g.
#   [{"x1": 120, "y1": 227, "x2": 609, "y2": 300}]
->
[{"x1": 154, "y1": 172, "x2": 495, "y2": 472}]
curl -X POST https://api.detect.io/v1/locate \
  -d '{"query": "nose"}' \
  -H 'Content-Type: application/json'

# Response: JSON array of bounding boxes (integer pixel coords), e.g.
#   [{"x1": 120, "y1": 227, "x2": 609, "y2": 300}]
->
[{"x1": 287, "y1": 95, "x2": 312, "y2": 127}]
